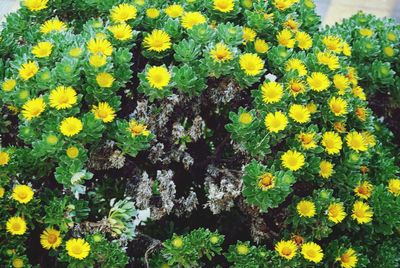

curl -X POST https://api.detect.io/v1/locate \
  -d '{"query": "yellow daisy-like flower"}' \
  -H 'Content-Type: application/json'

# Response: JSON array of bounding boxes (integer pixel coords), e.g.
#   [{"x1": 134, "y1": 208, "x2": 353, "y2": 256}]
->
[
  {"x1": 146, "y1": 8, "x2": 160, "y2": 19},
  {"x1": 281, "y1": 150, "x2": 305, "y2": 171},
  {"x1": 40, "y1": 228, "x2": 62, "y2": 250},
  {"x1": 89, "y1": 54, "x2": 107, "y2": 68},
  {"x1": 60, "y1": 117, "x2": 83, "y2": 137},
  {"x1": 0, "y1": 187, "x2": 5, "y2": 198},
  {"x1": 127, "y1": 120, "x2": 150, "y2": 137},
  {"x1": 264, "y1": 111, "x2": 288, "y2": 133},
  {"x1": 321, "y1": 131, "x2": 342, "y2": 155},
  {"x1": 351, "y1": 201, "x2": 373, "y2": 224},
  {"x1": 284, "y1": 18, "x2": 299, "y2": 31},
  {"x1": 21, "y1": 97, "x2": 46, "y2": 121},
  {"x1": 210, "y1": 43, "x2": 233, "y2": 62},
  {"x1": 2, "y1": 79, "x2": 17, "y2": 92},
  {"x1": 92, "y1": 102, "x2": 116, "y2": 123},
  {"x1": 239, "y1": 112, "x2": 253, "y2": 125},
  {"x1": 387, "y1": 31, "x2": 397, "y2": 42},
  {"x1": 383, "y1": 46, "x2": 395, "y2": 57},
  {"x1": 388, "y1": 178, "x2": 400, "y2": 196},
  {"x1": 69, "y1": 47, "x2": 83, "y2": 58},
  {"x1": 289, "y1": 104, "x2": 310, "y2": 123},
  {"x1": 346, "y1": 131, "x2": 367, "y2": 152},
  {"x1": 277, "y1": 29, "x2": 295, "y2": 48},
  {"x1": 49, "y1": 86, "x2": 77, "y2": 110},
  {"x1": 143, "y1": 29, "x2": 171, "y2": 52},
  {"x1": 172, "y1": 237, "x2": 184, "y2": 248},
  {"x1": 319, "y1": 160, "x2": 334, "y2": 179},
  {"x1": 242, "y1": 27, "x2": 256, "y2": 43},
  {"x1": 258, "y1": 172, "x2": 275, "y2": 191},
  {"x1": 273, "y1": 0, "x2": 297, "y2": 10},
  {"x1": 361, "y1": 131, "x2": 376, "y2": 147},
  {"x1": 110, "y1": 3, "x2": 137, "y2": 23},
  {"x1": 297, "y1": 200, "x2": 315, "y2": 217},
  {"x1": 333, "y1": 74, "x2": 350, "y2": 95},
  {"x1": 298, "y1": 132, "x2": 317, "y2": 150},
  {"x1": 254, "y1": 39, "x2": 269, "y2": 54},
  {"x1": 307, "y1": 72, "x2": 330, "y2": 92},
  {"x1": 146, "y1": 66, "x2": 171, "y2": 89},
  {"x1": 329, "y1": 97, "x2": 348, "y2": 116},
  {"x1": 66, "y1": 238, "x2": 91, "y2": 260},
  {"x1": 12, "y1": 185, "x2": 34, "y2": 204},
  {"x1": 40, "y1": 18, "x2": 66, "y2": 34},
  {"x1": 295, "y1": 31, "x2": 312, "y2": 50},
  {"x1": 285, "y1": 58, "x2": 307, "y2": 76},
  {"x1": 356, "y1": 106, "x2": 368, "y2": 122},
  {"x1": 327, "y1": 203, "x2": 346, "y2": 223},
  {"x1": 346, "y1": 67, "x2": 358, "y2": 86},
  {"x1": 287, "y1": 79, "x2": 306, "y2": 96},
  {"x1": 359, "y1": 28, "x2": 374, "y2": 37},
  {"x1": 236, "y1": 244, "x2": 249, "y2": 255},
  {"x1": 87, "y1": 38, "x2": 113, "y2": 56},
  {"x1": 96, "y1": 72, "x2": 115, "y2": 88},
  {"x1": 0, "y1": 151, "x2": 10, "y2": 166},
  {"x1": 337, "y1": 248, "x2": 358, "y2": 268},
  {"x1": 32, "y1": 41, "x2": 53, "y2": 58},
  {"x1": 181, "y1": 12, "x2": 207, "y2": 29},
  {"x1": 23, "y1": 0, "x2": 48, "y2": 11},
  {"x1": 6, "y1": 216, "x2": 27, "y2": 235},
  {"x1": 317, "y1": 51, "x2": 340, "y2": 70},
  {"x1": 213, "y1": 0, "x2": 235, "y2": 13},
  {"x1": 322, "y1": 35, "x2": 343, "y2": 53},
  {"x1": 354, "y1": 181, "x2": 373, "y2": 200},
  {"x1": 342, "y1": 42, "x2": 352, "y2": 56},
  {"x1": 261, "y1": 81, "x2": 283, "y2": 104},
  {"x1": 108, "y1": 24, "x2": 133, "y2": 41},
  {"x1": 239, "y1": 53, "x2": 264, "y2": 76},
  {"x1": 301, "y1": 242, "x2": 324, "y2": 263},
  {"x1": 66, "y1": 146, "x2": 79, "y2": 159},
  {"x1": 275, "y1": 240, "x2": 297, "y2": 260},
  {"x1": 12, "y1": 258, "x2": 24, "y2": 268},
  {"x1": 165, "y1": 4, "x2": 184, "y2": 18},
  {"x1": 352, "y1": 86, "x2": 366, "y2": 101},
  {"x1": 19, "y1": 61, "x2": 39, "y2": 81},
  {"x1": 306, "y1": 102, "x2": 318, "y2": 114}
]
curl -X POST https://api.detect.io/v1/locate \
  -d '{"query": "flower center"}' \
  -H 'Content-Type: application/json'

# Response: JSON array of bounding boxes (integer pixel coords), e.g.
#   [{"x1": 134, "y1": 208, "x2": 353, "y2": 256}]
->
[
  {"x1": 47, "y1": 233, "x2": 58, "y2": 244},
  {"x1": 282, "y1": 247, "x2": 292, "y2": 256},
  {"x1": 307, "y1": 249, "x2": 317, "y2": 258},
  {"x1": 12, "y1": 222, "x2": 21, "y2": 231},
  {"x1": 72, "y1": 245, "x2": 83, "y2": 255}
]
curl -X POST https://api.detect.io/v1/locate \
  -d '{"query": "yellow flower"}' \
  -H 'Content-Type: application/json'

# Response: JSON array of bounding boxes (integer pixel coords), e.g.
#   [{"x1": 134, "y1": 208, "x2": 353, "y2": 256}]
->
[
  {"x1": 342, "y1": 42, "x2": 352, "y2": 56},
  {"x1": 239, "y1": 53, "x2": 264, "y2": 76},
  {"x1": 92, "y1": 102, "x2": 116, "y2": 123},
  {"x1": 12, "y1": 185, "x2": 34, "y2": 204},
  {"x1": 329, "y1": 97, "x2": 348, "y2": 116},
  {"x1": 281, "y1": 150, "x2": 305, "y2": 171},
  {"x1": 333, "y1": 74, "x2": 350, "y2": 95},
  {"x1": 213, "y1": 0, "x2": 235, "y2": 13},
  {"x1": 388, "y1": 178, "x2": 400, "y2": 196},
  {"x1": 165, "y1": 4, "x2": 184, "y2": 18},
  {"x1": 66, "y1": 238, "x2": 91, "y2": 260},
  {"x1": 69, "y1": 47, "x2": 83, "y2": 58},
  {"x1": 146, "y1": 8, "x2": 160, "y2": 19},
  {"x1": 40, "y1": 228, "x2": 62, "y2": 250},
  {"x1": 361, "y1": 131, "x2": 376, "y2": 148},
  {"x1": 146, "y1": 66, "x2": 171, "y2": 89},
  {"x1": 346, "y1": 132, "x2": 367, "y2": 152},
  {"x1": 89, "y1": 54, "x2": 107, "y2": 68},
  {"x1": 242, "y1": 27, "x2": 256, "y2": 43},
  {"x1": 143, "y1": 29, "x2": 171, "y2": 52},
  {"x1": 355, "y1": 107, "x2": 367, "y2": 122},
  {"x1": 346, "y1": 67, "x2": 358, "y2": 86},
  {"x1": 277, "y1": 29, "x2": 295, "y2": 48},
  {"x1": 301, "y1": 242, "x2": 324, "y2": 263},
  {"x1": 275, "y1": 240, "x2": 297, "y2": 260},
  {"x1": 285, "y1": 58, "x2": 307, "y2": 76},
  {"x1": 66, "y1": 146, "x2": 79, "y2": 159},
  {"x1": 354, "y1": 181, "x2": 373, "y2": 200},
  {"x1": 317, "y1": 52, "x2": 340, "y2": 70},
  {"x1": 210, "y1": 43, "x2": 233, "y2": 62},
  {"x1": 295, "y1": 31, "x2": 312, "y2": 50},
  {"x1": 287, "y1": 79, "x2": 306, "y2": 96},
  {"x1": 109, "y1": 24, "x2": 133, "y2": 41},
  {"x1": 181, "y1": 12, "x2": 207, "y2": 29},
  {"x1": 172, "y1": 237, "x2": 184, "y2": 248},
  {"x1": 40, "y1": 18, "x2": 66, "y2": 34},
  {"x1": 12, "y1": 258, "x2": 24, "y2": 268},
  {"x1": 359, "y1": 28, "x2": 374, "y2": 37},
  {"x1": 23, "y1": 0, "x2": 48, "y2": 11},
  {"x1": 321, "y1": 131, "x2": 342, "y2": 155},
  {"x1": 258, "y1": 172, "x2": 275, "y2": 191},
  {"x1": 261, "y1": 81, "x2": 283, "y2": 104},
  {"x1": 289, "y1": 104, "x2": 310, "y2": 123},
  {"x1": 327, "y1": 203, "x2": 346, "y2": 223},
  {"x1": 32, "y1": 41, "x2": 53, "y2": 58},
  {"x1": 127, "y1": 120, "x2": 150, "y2": 137},
  {"x1": 298, "y1": 132, "x2": 317, "y2": 150},
  {"x1": 19, "y1": 61, "x2": 39, "y2": 80},
  {"x1": 307, "y1": 72, "x2": 330, "y2": 92},
  {"x1": 236, "y1": 244, "x2": 249, "y2": 255},
  {"x1": 87, "y1": 38, "x2": 113, "y2": 56},
  {"x1": 22, "y1": 97, "x2": 46, "y2": 121},
  {"x1": 264, "y1": 111, "x2": 288, "y2": 133},
  {"x1": 0, "y1": 187, "x2": 4, "y2": 198},
  {"x1": 110, "y1": 3, "x2": 137, "y2": 23},
  {"x1": 351, "y1": 201, "x2": 373, "y2": 224},
  {"x1": 60, "y1": 117, "x2": 83, "y2": 137},
  {"x1": 2, "y1": 79, "x2": 17, "y2": 92},
  {"x1": 284, "y1": 18, "x2": 299, "y2": 31},
  {"x1": 297, "y1": 200, "x2": 315, "y2": 217},
  {"x1": 322, "y1": 35, "x2": 343, "y2": 53},
  {"x1": 387, "y1": 32, "x2": 397, "y2": 42},
  {"x1": 254, "y1": 39, "x2": 269, "y2": 54},
  {"x1": 383, "y1": 46, "x2": 395, "y2": 57},
  {"x1": 6, "y1": 216, "x2": 27, "y2": 235},
  {"x1": 337, "y1": 248, "x2": 358, "y2": 268},
  {"x1": 96, "y1": 72, "x2": 115, "y2": 88},
  {"x1": 274, "y1": 0, "x2": 297, "y2": 10},
  {"x1": 49, "y1": 86, "x2": 77, "y2": 110},
  {"x1": 238, "y1": 112, "x2": 253, "y2": 125},
  {"x1": 352, "y1": 86, "x2": 366, "y2": 101},
  {"x1": 319, "y1": 160, "x2": 334, "y2": 179}
]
